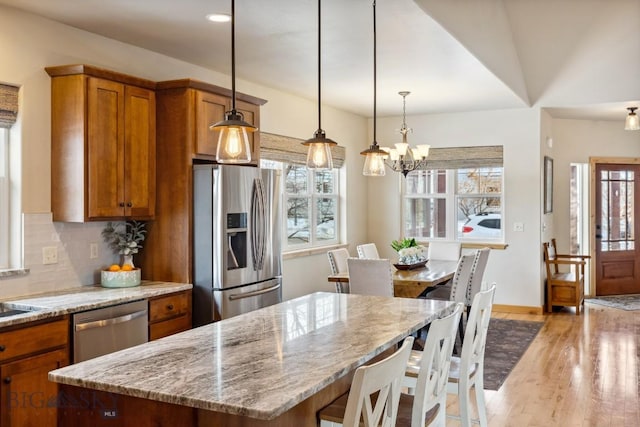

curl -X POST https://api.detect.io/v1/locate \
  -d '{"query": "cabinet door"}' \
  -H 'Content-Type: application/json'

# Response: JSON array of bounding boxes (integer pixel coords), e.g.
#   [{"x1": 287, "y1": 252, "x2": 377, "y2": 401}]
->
[
  {"x1": 0, "y1": 349, "x2": 68, "y2": 427},
  {"x1": 124, "y1": 85, "x2": 156, "y2": 219},
  {"x1": 195, "y1": 91, "x2": 227, "y2": 157},
  {"x1": 87, "y1": 77, "x2": 126, "y2": 219},
  {"x1": 234, "y1": 99, "x2": 260, "y2": 166}
]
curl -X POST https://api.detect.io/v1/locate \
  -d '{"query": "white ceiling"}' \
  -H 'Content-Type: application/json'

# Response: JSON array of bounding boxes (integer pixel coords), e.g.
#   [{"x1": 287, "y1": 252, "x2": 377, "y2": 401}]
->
[{"x1": 1, "y1": 0, "x2": 638, "y2": 121}]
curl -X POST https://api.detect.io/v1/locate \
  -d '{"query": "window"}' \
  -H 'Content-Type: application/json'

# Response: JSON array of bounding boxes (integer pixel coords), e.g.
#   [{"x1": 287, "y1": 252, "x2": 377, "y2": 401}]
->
[
  {"x1": 0, "y1": 127, "x2": 9, "y2": 268},
  {"x1": 262, "y1": 160, "x2": 339, "y2": 251},
  {"x1": 0, "y1": 83, "x2": 19, "y2": 271},
  {"x1": 403, "y1": 167, "x2": 503, "y2": 242}
]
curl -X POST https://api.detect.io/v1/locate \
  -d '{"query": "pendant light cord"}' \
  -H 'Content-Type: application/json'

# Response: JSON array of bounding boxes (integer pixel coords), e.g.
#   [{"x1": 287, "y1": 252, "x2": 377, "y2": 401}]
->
[
  {"x1": 373, "y1": 0, "x2": 377, "y2": 146},
  {"x1": 317, "y1": 0, "x2": 322, "y2": 131},
  {"x1": 373, "y1": 0, "x2": 378, "y2": 146},
  {"x1": 231, "y1": 0, "x2": 237, "y2": 111}
]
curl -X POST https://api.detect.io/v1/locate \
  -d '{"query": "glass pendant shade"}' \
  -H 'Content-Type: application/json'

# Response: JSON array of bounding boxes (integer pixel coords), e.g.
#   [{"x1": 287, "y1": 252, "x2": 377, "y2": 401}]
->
[
  {"x1": 625, "y1": 107, "x2": 640, "y2": 130},
  {"x1": 211, "y1": 111, "x2": 256, "y2": 163},
  {"x1": 362, "y1": 152, "x2": 386, "y2": 176},
  {"x1": 305, "y1": 141, "x2": 333, "y2": 169}
]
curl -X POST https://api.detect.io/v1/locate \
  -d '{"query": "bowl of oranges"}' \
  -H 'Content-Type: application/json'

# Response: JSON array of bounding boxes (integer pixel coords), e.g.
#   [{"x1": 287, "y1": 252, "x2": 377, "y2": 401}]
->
[{"x1": 100, "y1": 264, "x2": 141, "y2": 288}]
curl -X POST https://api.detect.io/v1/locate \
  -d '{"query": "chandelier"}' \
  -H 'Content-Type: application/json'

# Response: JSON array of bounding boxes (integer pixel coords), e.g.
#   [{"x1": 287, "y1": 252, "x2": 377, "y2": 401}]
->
[{"x1": 382, "y1": 91, "x2": 430, "y2": 177}]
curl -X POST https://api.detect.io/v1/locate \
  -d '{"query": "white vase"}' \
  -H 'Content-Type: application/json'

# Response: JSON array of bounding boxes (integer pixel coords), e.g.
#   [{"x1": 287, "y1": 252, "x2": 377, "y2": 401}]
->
[{"x1": 122, "y1": 254, "x2": 134, "y2": 268}]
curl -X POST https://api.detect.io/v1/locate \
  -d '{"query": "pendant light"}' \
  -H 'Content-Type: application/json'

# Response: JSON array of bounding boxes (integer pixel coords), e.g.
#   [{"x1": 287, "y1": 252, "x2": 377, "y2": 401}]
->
[
  {"x1": 302, "y1": 0, "x2": 337, "y2": 170},
  {"x1": 211, "y1": 0, "x2": 256, "y2": 163},
  {"x1": 361, "y1": 0, "x2": 388, "y2": 176},
  {"x1": 625, "y1": 107, "x2": 639, "y2": 130}
]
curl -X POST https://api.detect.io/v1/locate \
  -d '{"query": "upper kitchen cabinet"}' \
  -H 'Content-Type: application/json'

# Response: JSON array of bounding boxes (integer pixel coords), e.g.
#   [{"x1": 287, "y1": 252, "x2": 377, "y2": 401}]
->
[
  {"x1": 157, "y1": 79, "x2": 265, "y2": 165},
  {"x1": 46, "y1": 65, "x2": 156, "y2": 222}
]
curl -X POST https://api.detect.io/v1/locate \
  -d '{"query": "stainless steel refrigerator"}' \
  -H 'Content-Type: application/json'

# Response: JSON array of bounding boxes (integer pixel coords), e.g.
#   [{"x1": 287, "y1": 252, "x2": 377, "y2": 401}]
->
[{"x1": 193, "y1": 164, "x2": 282, "y2": 325}]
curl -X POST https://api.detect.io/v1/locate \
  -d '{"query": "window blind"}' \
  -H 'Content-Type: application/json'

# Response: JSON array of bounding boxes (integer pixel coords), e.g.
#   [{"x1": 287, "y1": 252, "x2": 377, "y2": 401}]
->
[
  {"x1": 260, "y1": 132, "x2": 346, "y2": 168},
  {"x1": 0, "y1": 84, "x2": 19, "y2": 128},
  {"x1": 423, "y1": 145, "x2": 503, "y2": 170}
]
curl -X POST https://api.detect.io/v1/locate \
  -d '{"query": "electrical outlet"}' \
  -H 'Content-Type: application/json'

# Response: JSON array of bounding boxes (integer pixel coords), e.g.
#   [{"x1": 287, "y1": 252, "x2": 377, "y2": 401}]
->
[
  {"x1": 513, "y1": 222, "x2": 525, "y2": 232},
  {"x1": 42, "y1": 246, "x2": 58, "y2": 265},
  {"x1": 90, "y1": 243, "x2": 99, "y2": 259}
]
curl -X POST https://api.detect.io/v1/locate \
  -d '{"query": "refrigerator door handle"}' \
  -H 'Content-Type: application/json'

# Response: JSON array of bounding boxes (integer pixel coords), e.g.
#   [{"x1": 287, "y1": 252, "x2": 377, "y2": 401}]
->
[
  {"x1": 251, "y1": 177, "x2": 267, "y2": 271},
  {"x1": 228, "y1": 283, "x2": 281, "y2": 300}
]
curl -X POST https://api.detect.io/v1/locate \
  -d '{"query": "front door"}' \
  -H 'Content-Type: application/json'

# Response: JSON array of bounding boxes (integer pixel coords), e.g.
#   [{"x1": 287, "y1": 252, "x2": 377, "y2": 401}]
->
[{"x1": 595, "y1": 163, "x2": 640, "y2": 295}]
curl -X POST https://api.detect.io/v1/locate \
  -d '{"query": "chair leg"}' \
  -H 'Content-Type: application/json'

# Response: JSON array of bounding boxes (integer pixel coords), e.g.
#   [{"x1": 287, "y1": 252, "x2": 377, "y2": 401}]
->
[
  {"x1": 474, "y1": 378, "x2": 488, "y2": 427},
  {"x1": 459, "y1": 382, "x2": 473, "y2": 427}
]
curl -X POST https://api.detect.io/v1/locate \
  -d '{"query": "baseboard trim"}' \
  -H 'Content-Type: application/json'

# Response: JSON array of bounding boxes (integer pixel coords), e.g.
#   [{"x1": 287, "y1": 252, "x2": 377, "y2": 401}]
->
[{"x1": 493, "y1": 304, "x2": 544, "y2": 315}]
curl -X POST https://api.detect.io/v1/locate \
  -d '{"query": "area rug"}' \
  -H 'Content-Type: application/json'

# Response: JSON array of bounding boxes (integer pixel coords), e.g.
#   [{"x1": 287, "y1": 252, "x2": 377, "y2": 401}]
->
[
  {"x1": 482, "y1": 318, "x2": 544, "y2": 390},
  {"x1": 587, "y1": 294, "x2": 640, "y2": 311}
]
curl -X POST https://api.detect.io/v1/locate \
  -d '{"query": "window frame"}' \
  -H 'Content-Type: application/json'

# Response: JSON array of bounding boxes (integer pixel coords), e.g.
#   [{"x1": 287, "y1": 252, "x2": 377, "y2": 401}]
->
[
  {"x1": 402, "y1": 167, "x2": 504, "y2": 243},
  {"x1": 0, "y1": 127, "x2": 9, "y2": 268},
  {"x1": 261, "y1": 160, "x2": 340, "y2": 252}
]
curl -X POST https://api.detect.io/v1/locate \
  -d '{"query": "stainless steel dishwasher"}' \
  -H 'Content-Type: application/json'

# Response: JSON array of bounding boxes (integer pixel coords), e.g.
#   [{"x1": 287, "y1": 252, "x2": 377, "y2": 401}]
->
[{"x1": 73, "y1": 300, "x2": 148, "y2": 363}]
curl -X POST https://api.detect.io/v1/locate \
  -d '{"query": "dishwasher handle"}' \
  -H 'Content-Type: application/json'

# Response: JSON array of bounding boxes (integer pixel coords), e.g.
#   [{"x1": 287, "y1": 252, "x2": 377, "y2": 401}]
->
[{"x1": 74, "y1": 309, "x2": 148, "y2": 332}]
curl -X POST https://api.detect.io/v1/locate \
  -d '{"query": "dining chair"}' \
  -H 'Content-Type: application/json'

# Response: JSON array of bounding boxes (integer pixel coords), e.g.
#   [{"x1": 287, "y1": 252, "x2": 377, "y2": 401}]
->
[
  {"x1": 356, "y1": 243, "x2": 380, "y2": 259},
  {"x1": 328, "y1": 248, "x2": 350, "y2": 293},
  {"x1": 427, "y1": 241, "x2": 461, "y2": 261},
  {"x1": 465, "y1": 247, "x2": 490, "y2": 309},
  {"x1": 406, "y1": 285, "x2": 496, "y2": 427},
  {"x1": 318, "y1": 336, "x2": 415, "y2": 427},
  {"x1": 346, "y1": 258, "x2": 394, "y2": 297},
  {"x1": 398, "y1": 303, "x2": 463, "y2": 427}
]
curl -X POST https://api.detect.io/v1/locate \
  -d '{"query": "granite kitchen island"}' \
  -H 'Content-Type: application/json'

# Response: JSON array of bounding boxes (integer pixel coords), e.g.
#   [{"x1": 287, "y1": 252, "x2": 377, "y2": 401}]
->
[{"x1": 50, "y1": 292, "x2": 454, "y2": 426}]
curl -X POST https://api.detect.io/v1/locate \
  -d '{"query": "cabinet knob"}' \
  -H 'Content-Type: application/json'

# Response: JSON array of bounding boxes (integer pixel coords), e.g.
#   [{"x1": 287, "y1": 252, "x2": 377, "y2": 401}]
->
[
  {"x1": 127, "y1": 202, "x2": 133, "y2": 207},
  {"x1": 167, "y1": 304, "x2": 174, "y2": 311},
  {"x1": 0, "y1": 345, "x2": 5, "y2": 352},
  {"x1": 3, "y1": 377, "x2": 11, "y2": 384},
  {"x1": 119, "y1": 202, "x2": 125, "y2": 207}
]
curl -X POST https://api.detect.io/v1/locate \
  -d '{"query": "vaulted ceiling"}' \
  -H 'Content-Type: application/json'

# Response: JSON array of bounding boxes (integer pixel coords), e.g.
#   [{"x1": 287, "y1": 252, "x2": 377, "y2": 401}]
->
[{"x1": 2, "y1": 0, "x2": 638, "y2": 121}]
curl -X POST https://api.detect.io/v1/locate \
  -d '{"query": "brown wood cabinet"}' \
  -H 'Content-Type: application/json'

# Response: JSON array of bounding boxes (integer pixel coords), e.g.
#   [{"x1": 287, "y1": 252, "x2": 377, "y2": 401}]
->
[
  {"x1": 46, "y1": 64, "x2": 156, "y2": 222},
  {"x1": 148, "y1": 290, "x2": 192, "y2": 340},
  {"x1": 138, "y1": 80, "x2": 266, "y2": 283},
  {"x1": 0, "y1": 317, "x2": 69, "y2": 426}
]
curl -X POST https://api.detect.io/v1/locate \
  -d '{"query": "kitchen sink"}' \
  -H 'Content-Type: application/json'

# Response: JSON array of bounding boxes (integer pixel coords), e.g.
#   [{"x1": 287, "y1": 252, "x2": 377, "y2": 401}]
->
[{"x1": 0, "y1": 303, "x2": 40, "y2": 318}]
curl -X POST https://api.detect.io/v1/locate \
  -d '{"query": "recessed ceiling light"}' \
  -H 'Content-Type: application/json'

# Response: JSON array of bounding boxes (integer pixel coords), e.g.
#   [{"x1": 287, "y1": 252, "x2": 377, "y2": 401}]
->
[{"x1": 206, "y1": 13, "x2": 231, "y2": 23}]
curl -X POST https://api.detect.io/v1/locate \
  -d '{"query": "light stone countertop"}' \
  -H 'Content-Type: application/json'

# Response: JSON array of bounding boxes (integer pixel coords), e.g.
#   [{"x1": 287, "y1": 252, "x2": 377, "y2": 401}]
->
[
  {"x1": 49, "y1": 292, "x2": 455, "y2": 420},
  {"x1": 0, "y1": 281, "x2": 192, "y2": 328}
]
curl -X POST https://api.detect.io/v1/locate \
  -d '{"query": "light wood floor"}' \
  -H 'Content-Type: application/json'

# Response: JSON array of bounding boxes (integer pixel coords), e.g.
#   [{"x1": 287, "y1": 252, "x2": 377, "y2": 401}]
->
[{"x1": 445, "y1": 301, "x2": 640, "y2": 426}]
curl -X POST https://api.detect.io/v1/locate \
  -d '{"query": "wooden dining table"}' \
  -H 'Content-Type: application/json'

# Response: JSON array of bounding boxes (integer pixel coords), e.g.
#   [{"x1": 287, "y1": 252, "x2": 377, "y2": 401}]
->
[{"x1": 327, "y1": 259, "x2": 458, "y2": 298}]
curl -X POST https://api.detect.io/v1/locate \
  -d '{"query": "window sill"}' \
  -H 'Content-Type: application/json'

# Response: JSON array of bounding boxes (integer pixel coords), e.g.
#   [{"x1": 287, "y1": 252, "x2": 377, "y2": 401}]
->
[
  {"x1": 283, "y1": 243, "x2": 349, "y2": 260},
  {"x1": 0, "y1": 268, "x2": 30, "y2": 280},
  {"x1": 461, "y1": 242, "x2": 508, "y2": 250}
]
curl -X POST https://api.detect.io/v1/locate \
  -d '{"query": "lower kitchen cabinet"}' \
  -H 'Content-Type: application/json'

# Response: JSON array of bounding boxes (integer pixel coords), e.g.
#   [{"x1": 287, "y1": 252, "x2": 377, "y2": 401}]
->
[
  {"x1": 148, "y1": 290, "x2": 192, "y2": 340},
  {"x1": 0, "y1": 317, "x2": 69, "y2": 427}
]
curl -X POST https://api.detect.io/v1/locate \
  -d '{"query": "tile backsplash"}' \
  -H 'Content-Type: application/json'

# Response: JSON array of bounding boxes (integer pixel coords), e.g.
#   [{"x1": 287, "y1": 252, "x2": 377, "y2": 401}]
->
[{"x1": 0, "y1": 213, "x2": 119, "y2": 299}]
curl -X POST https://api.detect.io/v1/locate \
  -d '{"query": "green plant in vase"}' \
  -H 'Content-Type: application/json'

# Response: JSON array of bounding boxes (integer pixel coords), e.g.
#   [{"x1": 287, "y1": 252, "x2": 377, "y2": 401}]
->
[
  {"x1": 390, "y1": 237, "x2": 426, "y2": 265},
  {"x1": 102, "y1": 220, "x2": 147, "y2": 268}
]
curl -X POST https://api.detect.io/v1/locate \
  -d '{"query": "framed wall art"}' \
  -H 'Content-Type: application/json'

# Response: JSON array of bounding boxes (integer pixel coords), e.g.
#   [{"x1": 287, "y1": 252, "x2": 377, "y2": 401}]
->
[{"x1": 544, "y1": 156, "x2": 553, "y2": 213}]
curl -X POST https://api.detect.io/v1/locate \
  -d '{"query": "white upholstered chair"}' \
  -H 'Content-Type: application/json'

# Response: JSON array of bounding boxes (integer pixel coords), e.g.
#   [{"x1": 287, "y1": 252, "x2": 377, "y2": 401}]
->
[
  {"x1": 318, "y1": 336, "x2": 415, "y2": 427},
  {"x1": 406, "y1": 285, "x2": 496, "y2": 427},
  {"x1": 356, "y1": 243, "x2": 380, "y2": 259},
  {"x1": 328, "y1": 248, "x2": 351, "y2": 293},
  {"x1": 398, "y1": 303, "x2": 463, "y2": 427},
  {"x1": 328, "y1": 248, "x2": 350, "y2": 275},
  {"x1": 346, "y1": 258, "x2": 394, "y2": 297},
  {"x1": 427, "y1": 241, "x2": 461, "y2": 261}
]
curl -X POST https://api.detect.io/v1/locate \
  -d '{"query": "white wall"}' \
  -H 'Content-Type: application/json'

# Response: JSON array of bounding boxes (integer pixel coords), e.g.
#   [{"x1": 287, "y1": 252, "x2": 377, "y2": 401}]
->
[
  {"x1": 0, "y1": 6, "x2": 369, "y2": 300},
  {"x1": 549, "y1": 118, "x2": 640, "y2": 251},
  {"x1": 366, "y1": 108, "x2": 543, "y2": 308}
]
